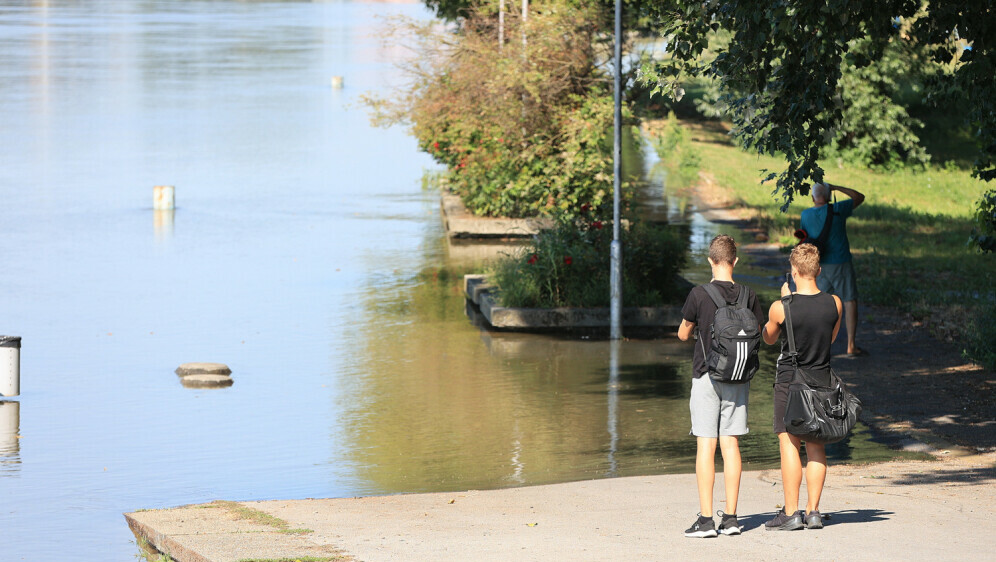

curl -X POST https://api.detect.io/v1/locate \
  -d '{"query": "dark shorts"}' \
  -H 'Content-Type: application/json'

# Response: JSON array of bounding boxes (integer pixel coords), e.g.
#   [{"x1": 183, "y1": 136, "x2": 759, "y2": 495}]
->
[{"x1": 817, "y1": 261, "x2": 858, "y2": 302}]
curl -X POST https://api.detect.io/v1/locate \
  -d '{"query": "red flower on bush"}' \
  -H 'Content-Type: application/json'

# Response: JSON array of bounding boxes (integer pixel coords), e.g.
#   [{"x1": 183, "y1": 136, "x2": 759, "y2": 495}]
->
[
  {"x1": 580, "y1": 203, "x2": 591, "y2": 213},
  {"x1": 592, "y1": 221, "x2": 603, "y2": 229},
  {"x1": 563, "y1": 256, "x2": 573, "y2": 265},
  {"x1": 433, "y1": 141, "x2": 439, "y2": 150},
  {"x1": 527, "y1": 254, "x2": 538, "y2": 265}
]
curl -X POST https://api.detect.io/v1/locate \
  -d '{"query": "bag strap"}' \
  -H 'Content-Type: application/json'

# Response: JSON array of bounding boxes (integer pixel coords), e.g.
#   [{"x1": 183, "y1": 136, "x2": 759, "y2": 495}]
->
[
  {"x1": 735, "y1": 284, "x2": 749, "y2": 309},
  {"x1": 815, "y1": 203, "x2": 835, "y2": 245},
  {"x1": 698, "y1": 283, "x2": 730, "y2": 358},
  {"x1": 701, "y1": 283, "x2": 728, "y2": 309},
  {"x1": 780, "y1": 294, "x2": 800, "y2": 367}
]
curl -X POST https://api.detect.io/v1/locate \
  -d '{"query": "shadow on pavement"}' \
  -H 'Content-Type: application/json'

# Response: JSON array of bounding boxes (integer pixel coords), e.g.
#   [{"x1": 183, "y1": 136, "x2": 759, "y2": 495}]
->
[
  {"x1": 891, "y1": 465, "x2": 996, "y2": 486},
  {"x1": 826, "y1": 508, "x2": 894, "y2": 525}
]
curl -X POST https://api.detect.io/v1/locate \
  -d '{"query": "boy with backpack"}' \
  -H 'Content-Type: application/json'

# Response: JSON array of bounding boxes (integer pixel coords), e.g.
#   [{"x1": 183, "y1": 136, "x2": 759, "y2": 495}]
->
[{"x1": 677, "y1": 234, "x2": 765, "y2": 537}]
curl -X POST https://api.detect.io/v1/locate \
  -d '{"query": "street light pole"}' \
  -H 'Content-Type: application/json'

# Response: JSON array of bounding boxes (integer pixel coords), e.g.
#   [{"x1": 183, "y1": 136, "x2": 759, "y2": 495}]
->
[{"x1": 610, "y1": 0, "x2": 622, "y2": 340}]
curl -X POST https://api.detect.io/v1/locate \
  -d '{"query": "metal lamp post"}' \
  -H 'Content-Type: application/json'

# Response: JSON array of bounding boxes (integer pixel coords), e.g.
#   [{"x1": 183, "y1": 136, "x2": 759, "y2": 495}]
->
[{"x1": 610, "y1": 0, "x2": 623, "y2": 340}]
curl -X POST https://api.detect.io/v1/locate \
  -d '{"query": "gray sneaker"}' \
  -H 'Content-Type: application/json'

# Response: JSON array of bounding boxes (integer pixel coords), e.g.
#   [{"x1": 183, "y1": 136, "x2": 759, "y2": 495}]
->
[
  {"x1": 717, "y1": 511, "x2": 741, "y2": 535},
  {"x1": 684, "y1": 514, "x2": 718, "y2": 538},
  {"x1": 805, "y1": 510, "x2": 824, "y2": 529},
  {"x1": 764, "y1": 509, "x2": 805, "y2": 531}
]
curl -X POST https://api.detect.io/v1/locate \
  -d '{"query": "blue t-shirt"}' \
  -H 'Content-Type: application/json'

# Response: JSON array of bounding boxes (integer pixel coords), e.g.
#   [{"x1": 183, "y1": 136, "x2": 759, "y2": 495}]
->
[{"x1": 800, "y1": 199, "x2": 854, "y2": 264}]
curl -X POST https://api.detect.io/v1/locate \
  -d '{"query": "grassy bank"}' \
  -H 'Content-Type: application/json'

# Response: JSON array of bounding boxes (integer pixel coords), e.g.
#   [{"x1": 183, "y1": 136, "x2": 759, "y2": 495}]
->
[{"x1": 647, "y1": 116, "x2": 996, "y2": 367}]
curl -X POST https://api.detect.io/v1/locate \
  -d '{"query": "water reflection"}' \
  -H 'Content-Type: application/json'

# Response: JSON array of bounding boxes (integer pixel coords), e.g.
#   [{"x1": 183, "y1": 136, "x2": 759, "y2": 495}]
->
[
  {"x1": 0, "y1": 401, "x2": 20, "y2": 477},
  {"x1": 607, "y1": 339, "x2": 620, "y2": 476},
  {"x1": 153, "y1": 209, "x2": 174, "y2": 239},
  {"x1": 445, "y1": 238, "x2": 524, "y2": 265},
  {"x1": 340, "y1": 260, "x2": 774, "y2": 494}
]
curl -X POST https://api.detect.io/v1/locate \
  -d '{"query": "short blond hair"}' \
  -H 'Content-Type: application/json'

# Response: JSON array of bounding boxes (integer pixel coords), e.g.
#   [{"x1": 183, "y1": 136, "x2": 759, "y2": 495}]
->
[{"x1": 790, "y1": 243, "x2": 821, "y2": 278}]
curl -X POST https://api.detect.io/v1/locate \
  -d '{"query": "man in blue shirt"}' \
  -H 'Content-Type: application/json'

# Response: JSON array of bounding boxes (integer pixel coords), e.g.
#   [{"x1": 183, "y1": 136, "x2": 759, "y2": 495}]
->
[{"x1": 800, "y1": 182, "x2": 866, "y2": 356}]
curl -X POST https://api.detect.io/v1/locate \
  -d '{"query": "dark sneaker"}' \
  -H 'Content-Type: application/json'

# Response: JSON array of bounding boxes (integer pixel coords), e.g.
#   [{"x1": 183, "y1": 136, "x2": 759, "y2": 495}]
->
[
  {"x1": 684, "y1": 514, "x2": 718, "y2": 538},
  {"x1": 805, "y1": 510, "x2": 824, "y2": 529},
  {"x1": 717, "y1": 511, "x2": 741, "y2": 536},
  {"x1": 764, "y1": 509, "x2": 804, "y2": 531}
]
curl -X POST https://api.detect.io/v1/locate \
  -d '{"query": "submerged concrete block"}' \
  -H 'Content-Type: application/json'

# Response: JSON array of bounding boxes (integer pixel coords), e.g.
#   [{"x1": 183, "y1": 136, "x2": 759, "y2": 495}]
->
[
  {"x1": 465, "y1": 275, "x2": 684, "y2": 331},
  {"x1": 441, "y1": 193, "x2": 553, "y2": 239}
]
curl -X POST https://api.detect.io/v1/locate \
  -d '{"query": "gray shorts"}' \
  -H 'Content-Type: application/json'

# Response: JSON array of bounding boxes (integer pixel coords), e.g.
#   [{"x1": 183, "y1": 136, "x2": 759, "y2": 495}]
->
[
  {"x1": 817, "y1": 261, "x2": 858, "y2": 302},
  {"x1": 689, "y1": 375, "x2": 749, "y2": 438}
]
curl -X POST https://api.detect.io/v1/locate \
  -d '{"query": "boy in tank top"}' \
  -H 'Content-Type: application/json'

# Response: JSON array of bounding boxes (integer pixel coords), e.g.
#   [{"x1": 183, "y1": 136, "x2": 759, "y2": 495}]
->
[{"x1": 761, "y1": 243, "x2": 843, "y2": 531}]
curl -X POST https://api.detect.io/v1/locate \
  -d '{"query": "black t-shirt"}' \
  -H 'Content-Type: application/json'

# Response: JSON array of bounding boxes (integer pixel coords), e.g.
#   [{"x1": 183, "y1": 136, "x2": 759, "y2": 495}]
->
[
  {"x1": 681, "y1": 281, "x2": 765, "y2": 378},
  {"x1": 776, "y1": 292, "x2": 839, "y2": 383}
]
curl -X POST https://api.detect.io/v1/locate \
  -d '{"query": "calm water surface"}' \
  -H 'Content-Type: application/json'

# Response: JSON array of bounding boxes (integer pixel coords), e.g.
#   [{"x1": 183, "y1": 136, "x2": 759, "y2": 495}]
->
[{"x1": 0, "y1": 2, "x2": 897, "y2": 559}]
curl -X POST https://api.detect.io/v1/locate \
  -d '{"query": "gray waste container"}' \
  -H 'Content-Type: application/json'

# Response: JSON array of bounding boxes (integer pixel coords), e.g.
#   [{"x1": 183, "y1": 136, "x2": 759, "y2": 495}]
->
[{"x1": 0, "y1": 336, "x2": 21, "y2": 397}]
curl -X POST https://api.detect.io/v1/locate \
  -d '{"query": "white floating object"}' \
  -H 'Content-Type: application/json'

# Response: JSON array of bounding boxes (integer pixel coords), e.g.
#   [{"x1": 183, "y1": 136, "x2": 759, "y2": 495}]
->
[
  {"x1": 331, "y1": 76, "x2": 344, "y2": 89},
  {"x1": 154, "y1": 185, "x2": 175, "y2": 210},
  {"x1": 0, "y1": 336, "x2": 21, "y2": 397}
]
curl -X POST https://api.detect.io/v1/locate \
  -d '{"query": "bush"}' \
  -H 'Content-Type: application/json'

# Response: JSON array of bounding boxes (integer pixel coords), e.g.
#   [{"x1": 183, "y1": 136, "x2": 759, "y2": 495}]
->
[
  {"x1": 365, "y1": 2, "x2": 629, "y2": 219},
  {"x1": 969, "y1": 189, "x2": 996, "y2": 253},
  {"x1": 488, "y1": 208, "x2": 688, "y2": 308}
]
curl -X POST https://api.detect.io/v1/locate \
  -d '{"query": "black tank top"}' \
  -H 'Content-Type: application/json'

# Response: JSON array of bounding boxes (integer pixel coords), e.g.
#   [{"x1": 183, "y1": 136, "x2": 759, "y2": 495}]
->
[{"x1": 777, "y1": 292, "x2": 838, "y2": 377}]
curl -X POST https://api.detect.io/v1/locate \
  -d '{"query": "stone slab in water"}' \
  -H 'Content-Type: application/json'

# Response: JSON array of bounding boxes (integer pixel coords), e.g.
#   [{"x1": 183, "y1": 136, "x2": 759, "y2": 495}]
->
[
  {"x1": 441, "y1": 193, "x2": 553, "y2": 239},
  {"x1": 175, "y1": 362, "x2": 232, "y2": 376},
  {"x1": 180, "y1": 374, "x2": 234, "y2": 388}
]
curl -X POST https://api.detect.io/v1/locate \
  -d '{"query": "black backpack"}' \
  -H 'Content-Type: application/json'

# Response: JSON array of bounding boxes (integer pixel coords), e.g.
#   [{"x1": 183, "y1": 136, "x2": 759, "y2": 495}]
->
[
  {"x1": 800, "y1": 203, "x2": 834, "y2": 257},
  {"x1": 699, "y1": 284, "x2": 761, "y2": 383}
]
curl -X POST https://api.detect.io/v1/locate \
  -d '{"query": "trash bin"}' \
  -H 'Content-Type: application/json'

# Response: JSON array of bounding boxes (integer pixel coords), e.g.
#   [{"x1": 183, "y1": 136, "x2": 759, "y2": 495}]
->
[{"x1": 0, "y1": 336, "x2": 21, "y2": 397}]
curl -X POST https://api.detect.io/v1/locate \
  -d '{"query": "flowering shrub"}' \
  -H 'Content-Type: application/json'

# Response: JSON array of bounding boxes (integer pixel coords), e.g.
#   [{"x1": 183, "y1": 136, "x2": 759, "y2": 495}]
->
[{"x1": 488, "y1": 206, "x2": 689, "y2": 308}]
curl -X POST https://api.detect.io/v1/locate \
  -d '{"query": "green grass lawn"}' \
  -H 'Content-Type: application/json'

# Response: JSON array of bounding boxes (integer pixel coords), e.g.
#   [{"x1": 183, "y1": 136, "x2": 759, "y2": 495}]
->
[{"x1": 650, "y1": 117, "x2": 996, "y2": 367}]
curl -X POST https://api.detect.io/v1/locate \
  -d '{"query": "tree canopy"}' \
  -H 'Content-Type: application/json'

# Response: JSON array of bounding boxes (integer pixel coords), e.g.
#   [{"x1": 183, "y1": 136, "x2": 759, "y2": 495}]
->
[{"x1": 640, "y1": 0, "x2": 994, "y2": 207}]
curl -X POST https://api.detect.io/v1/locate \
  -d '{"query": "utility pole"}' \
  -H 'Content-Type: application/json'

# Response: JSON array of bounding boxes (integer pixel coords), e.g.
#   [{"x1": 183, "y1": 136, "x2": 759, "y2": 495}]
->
[
  {"x1": 520, "y1": 0, "x2": 528, "y2": 134},
  {"x1": 521, "y1": 0, "x2": 527, "y2": 52},
  {"x1": 610, "y1": 0, "x2": 623, "y2": 340},
  {"x1": 499, "y1": 0, "x2": 505, "y2": 52}
]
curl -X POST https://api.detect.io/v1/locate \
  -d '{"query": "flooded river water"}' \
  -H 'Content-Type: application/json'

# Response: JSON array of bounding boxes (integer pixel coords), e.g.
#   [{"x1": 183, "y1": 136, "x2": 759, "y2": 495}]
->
[{"x1": 0, "y1": 2, "x2": 900, "y2": 559}]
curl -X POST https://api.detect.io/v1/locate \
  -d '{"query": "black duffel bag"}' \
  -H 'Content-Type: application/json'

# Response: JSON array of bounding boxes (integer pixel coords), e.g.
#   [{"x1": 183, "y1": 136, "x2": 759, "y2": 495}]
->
[
  {"x1": 781, "y1": 295, "x2": 862, "y2": 444},
  {"x1": 783, "y1": 366, "x2": 862, "y2": 444}
]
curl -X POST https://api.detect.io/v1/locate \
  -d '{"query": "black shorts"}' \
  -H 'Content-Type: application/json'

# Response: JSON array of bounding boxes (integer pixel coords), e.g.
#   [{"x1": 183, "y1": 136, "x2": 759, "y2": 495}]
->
[{"x1": 773, "y1": 365, "x2": 831, "y2": 434}]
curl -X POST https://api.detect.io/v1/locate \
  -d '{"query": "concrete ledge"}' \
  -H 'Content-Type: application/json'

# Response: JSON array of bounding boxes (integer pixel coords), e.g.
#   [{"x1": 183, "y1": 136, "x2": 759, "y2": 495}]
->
[
  {"x1": 126, "y1": 504, "x2": 344, "y2": 562},
  {"x1": 122, "y1": 458, "x2": 996, "y2": 562},
  {"x1": 441, "y1": 192, "x2": 553, "y2": 239},
  {"x1": 465, "y1": 274, "x2": 684, "y2": 331}
]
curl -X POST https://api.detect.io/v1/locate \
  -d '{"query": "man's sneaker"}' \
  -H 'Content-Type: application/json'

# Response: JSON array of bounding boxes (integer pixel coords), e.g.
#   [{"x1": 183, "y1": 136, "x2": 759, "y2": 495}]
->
[
  {"x1": 805, "y1": 509, "x2": 824, "y2": 529},
  {"x1": 717, "y1": 511, "x2": 741, "y2": 535},
  {"x1": 764, "y1": 509, "x2": 804, "y2": 531},
  {"x1": 684, "y1": 514, "x2": 718, "y2": 538}
]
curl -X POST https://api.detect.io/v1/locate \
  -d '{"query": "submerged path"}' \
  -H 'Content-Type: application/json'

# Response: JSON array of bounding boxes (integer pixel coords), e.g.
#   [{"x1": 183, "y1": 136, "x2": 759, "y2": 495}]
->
[
  {"x1": 127, "y1": 181, "x2": 996, "y2": 562},
  {"x1": 127, "y1": 453, "x2": 994, "y2": 561}
]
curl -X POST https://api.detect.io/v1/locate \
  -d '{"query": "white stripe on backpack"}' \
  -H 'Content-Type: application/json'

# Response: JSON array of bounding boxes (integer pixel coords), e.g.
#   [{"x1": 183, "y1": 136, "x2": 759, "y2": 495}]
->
[{"x1": 732, "y1": 341, "x2": 747, "y2": 381}]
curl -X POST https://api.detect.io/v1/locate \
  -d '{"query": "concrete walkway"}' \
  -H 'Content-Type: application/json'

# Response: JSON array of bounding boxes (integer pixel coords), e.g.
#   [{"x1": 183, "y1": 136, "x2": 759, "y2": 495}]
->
[{"x1": 127, "y1": 454, "x2": 995, "y2": 562}]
